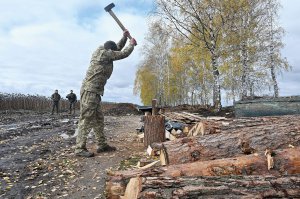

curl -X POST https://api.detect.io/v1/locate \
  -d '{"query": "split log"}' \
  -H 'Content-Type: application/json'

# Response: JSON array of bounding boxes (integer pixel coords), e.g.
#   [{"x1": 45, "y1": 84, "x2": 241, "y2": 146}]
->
[
  {"x1": 144, "y1": 115, "x2": 165, "y2": 147},
  {"x1": 161, "y1": 120, "x2": 300, "y2": 164},
  {"x1": 135, "y1": 175, "x2": 300, "y2": 199},
  {"x1": 188, "y1": 122, "x2": 205, "y2": 137}
]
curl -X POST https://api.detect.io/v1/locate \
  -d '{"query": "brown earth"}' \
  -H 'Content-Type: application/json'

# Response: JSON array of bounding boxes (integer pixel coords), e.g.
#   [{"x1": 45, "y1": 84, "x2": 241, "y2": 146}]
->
[{"x1": 0, "y1": 110, "x2": 144, "y2": 199}]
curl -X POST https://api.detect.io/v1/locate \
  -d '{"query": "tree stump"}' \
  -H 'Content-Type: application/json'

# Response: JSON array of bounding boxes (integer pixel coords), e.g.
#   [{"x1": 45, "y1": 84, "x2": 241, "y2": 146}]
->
[{"x1": 144, "y1": 115, "x2": 165, "y2": 147}]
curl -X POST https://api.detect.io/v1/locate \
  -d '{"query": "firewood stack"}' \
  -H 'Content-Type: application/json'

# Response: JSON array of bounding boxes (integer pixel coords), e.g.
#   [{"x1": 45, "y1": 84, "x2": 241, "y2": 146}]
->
[{"x1": 106, "y1": 113, "x2": 300, "y2": 198}]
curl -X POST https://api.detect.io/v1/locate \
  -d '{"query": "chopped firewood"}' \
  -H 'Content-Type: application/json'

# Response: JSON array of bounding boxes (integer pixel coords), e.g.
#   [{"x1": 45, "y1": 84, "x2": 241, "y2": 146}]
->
[
  {"x1": 146, "y1": 145, "x2": 153, "y2": 156},
  {"x1": 165, "y1": 130, "x2": 170, "y2": 140},
  {"x1": 120, "y1": 177, "x2": 141, "y2": 199},
  {"x1": 187, "y1": 122, "x2": 205, "y2": 137},
  {"x1": 170, "y1": 129, "x2": 184, "y2": 138},
  {"x1": 170, "y1": 129, "x2": 176, "y2": 136},
  {"x1": 289, "y1": 144, "x2": 295, "y2": 148},
  {"x1": 183, "y1": 126, "x2": 189, "y2": 135},
  {"x1": 169, "y1": 133, "x2": 176, "y2": 141},
  {"x1": 139, "y1": 160, "x2": 160, "y2": 169},
  {"x1": 137, "y1": 133, "x2": 144, "y2": 143},
  {"x1": 137, "y1": 158, "x2": 154, "y2": 167},
  {"x1": 265, "y1": 149, "x2": 274, "y2": 170},
  {"x1": 160, "y1": 149, "x2": 168, "y2": 166}
]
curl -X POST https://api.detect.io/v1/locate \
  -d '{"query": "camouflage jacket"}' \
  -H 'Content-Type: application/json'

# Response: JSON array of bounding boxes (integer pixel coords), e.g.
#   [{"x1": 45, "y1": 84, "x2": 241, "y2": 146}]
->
[
  {"x1": 66, "y1": 93, "x2": 77, "y2": 103},
  {"x1": 51, "y1": 93, "x2": 61, "y2": 102},
  {"x1": 81, "y1": 36, "x2": 134, "y2": 96}
]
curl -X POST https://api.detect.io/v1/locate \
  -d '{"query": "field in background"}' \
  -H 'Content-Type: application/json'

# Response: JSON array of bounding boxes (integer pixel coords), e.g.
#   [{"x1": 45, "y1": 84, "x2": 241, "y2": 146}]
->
[
  {"x1": 0, "y1": 93, "x2": 75, "y2": 112},
  {"x1": 0, "y1": 93, "x2": 141, "y2": 116}
]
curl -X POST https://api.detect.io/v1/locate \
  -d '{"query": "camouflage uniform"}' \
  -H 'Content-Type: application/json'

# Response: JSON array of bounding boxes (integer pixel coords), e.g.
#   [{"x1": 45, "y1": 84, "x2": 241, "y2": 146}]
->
[
  {"x1": 75, "y1": 36, "x2": 134, "y2": 153},
  {"x1": 51, "y1": 92, "x2": 61, "y2": 114},
  {"x1": 66, "y1": 92, "x2": 77, "y2": 114}
]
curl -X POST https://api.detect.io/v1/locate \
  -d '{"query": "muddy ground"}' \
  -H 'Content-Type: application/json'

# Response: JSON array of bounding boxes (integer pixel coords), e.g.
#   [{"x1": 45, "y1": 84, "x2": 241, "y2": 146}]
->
[{"x1": 0, "y1": 110, "x2": 144, "y2": 199}]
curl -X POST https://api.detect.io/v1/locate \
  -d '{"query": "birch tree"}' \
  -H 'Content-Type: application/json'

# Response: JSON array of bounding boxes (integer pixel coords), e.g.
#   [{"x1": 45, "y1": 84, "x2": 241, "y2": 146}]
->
[
  {"x1": 263, "y1": 0, "x2": 290, "y2": 97},
  {"x1": 155, "y1": 0, "x2": 232, "y2": 110},
  {"x1": 134, "y1": 21, "x2": 171, "y2": 105}
]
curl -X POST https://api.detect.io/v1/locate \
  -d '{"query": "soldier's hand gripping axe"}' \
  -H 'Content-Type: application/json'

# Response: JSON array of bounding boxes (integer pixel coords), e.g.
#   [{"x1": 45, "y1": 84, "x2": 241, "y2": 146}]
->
[{"x1": 104, "y1": 3, "x2": 132, "y2": 39}]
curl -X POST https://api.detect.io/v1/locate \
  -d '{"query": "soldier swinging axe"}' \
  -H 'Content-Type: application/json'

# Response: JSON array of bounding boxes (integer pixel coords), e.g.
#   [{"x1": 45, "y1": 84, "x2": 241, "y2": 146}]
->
[{"x1": 104, "y1": 3, "x2": 134, "y2": 41}]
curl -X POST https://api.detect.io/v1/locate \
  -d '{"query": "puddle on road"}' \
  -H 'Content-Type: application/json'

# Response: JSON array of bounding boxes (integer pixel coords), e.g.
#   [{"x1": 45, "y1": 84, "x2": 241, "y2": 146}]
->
[
  {"x1": 60, "y1": 128, "x2": 78, "y2": 139},
  {"x1": 59, "y1": 119, "x2": 70, "y2": 123},
  {"x1": 59, "y1": 128, "x2": 99, "y2": 140},
  {"x1": 0, "y1": 124, "x2": 19, "y2": 131}
]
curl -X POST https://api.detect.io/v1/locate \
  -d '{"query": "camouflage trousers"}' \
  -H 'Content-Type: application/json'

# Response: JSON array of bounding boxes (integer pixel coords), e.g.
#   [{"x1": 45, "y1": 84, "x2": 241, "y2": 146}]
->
[
  {"x1": 75, "y1": 90, "x2": 106, "y2": 153},
  {"x1": 51, "y1": 101, "x2": 59, "y2": 114},
  {"x1": 69, "y1": 102, "x2": 76, "y2": 114}
]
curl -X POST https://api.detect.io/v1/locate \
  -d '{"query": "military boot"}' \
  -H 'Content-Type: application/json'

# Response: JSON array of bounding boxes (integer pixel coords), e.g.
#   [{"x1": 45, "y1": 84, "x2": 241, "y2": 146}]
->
[
  {"x1": 97, "y1": 144, "x2": 116, "y2": 153},
  {"x1": 75, "y1": 149, "x2": 94, "y2": 157}
]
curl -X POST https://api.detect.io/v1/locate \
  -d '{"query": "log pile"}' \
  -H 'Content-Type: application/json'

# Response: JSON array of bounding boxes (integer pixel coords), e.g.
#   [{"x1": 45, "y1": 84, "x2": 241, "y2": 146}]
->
[
  {"x1": 106, "y1": 113, "x2": 300, "y2": 198},
  {"x1": 127, "y1": 175, "x2": 300, "y2": 198}
]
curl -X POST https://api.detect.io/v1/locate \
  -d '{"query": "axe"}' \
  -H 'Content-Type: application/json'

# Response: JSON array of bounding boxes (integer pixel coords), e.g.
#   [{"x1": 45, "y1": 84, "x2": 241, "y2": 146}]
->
[{"x1": 104, "y1": 3, "x2": 132, "y2": 39}]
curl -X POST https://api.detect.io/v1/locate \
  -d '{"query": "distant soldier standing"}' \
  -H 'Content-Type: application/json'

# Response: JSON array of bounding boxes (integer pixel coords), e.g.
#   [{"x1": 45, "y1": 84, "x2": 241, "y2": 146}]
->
[
  {"x1": 51, "y1": 89, "x2": 61, "y2": 115},
  {"x1": 75, "y1": 30, "x2": 137, "y2": 157},
  {"x1": 66, "y1": 90, "x2": 77, "y2": 114}
]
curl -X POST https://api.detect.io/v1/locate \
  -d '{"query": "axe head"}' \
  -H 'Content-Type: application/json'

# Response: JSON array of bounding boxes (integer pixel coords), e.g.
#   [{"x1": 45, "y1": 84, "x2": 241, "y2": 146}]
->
[{"x1": 104, "y1": 3, "x2": 115, "y2": 12}]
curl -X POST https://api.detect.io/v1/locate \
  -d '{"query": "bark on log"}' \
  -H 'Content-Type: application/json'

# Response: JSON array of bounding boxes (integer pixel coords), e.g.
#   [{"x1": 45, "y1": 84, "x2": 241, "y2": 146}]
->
[
  {"x1": 136, "y1": 175, "x2": 300, "y2": 199},
  {"x1": 165, "y1": 114, "x2": 300, "y2": 137},
  {"x1": 193, "y1": 115, "x2": 300, "y2": 136},
  {"x1": 144, "y1": 115, "x2": 165, "y2": 147},
  {"x1": 162, "y1": 119, "x2": 300, "y2": 164},
  {"x1": 106, "y1": 148, "x2": 300, "y2": 198},
  {"x1": 109, "y1": 147, "x2": 300, "y2": 179},
  {"x1": 161, "y1": 147, "x2": 300, "y2": 177}
]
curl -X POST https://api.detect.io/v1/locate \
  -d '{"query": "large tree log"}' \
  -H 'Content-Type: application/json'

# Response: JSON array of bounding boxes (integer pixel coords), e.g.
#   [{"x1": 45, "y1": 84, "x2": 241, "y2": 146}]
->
[
  {"x1": 165, "y1": 113, "x2": 300, "y2": 136},
  {"x1": 144, "y1": 115, "x2": 165, "y2": 147},
  {"x1": 161, "y1": 119, "x2": 300, "y2": 164},
  {"x1": 106, "y1": 148, "x2": 300, "y2": 198},
  {"x1": 135, "y1": 175, "x2": 300, "y2": 199},
  {"x1": 110, "y1": 147, "x2": 300, "y2": 179},
  {"x1": 193, "y1": 114, "x2": 300, "y2": 136}
]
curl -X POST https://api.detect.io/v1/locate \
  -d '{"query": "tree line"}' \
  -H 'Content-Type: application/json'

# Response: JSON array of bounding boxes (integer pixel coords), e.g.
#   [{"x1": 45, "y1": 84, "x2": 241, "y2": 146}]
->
[{"x1": 134, "y1": 0, "x2": 290, "y2": 109}]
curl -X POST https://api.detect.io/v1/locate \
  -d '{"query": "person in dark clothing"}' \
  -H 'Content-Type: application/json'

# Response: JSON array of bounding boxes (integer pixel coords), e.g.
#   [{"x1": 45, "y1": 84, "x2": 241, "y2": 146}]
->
[
  {"x1": 51, "y1": 89, "x2": 61, "y2": 115},
  {"x1": 66, "y1": 90, "x2": 77, "y2": 114}
]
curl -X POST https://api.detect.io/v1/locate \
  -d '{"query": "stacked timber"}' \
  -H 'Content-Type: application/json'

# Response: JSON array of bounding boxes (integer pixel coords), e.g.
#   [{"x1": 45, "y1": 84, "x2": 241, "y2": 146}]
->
[{"x1": 106, "y1": 114, "x2": 300, "y2": 198}]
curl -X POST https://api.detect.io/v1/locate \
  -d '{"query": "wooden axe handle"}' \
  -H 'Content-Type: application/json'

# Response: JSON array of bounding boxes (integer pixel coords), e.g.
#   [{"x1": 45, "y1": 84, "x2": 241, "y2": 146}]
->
[{"x1": 108, "y1": 10, "x2": 132, "y2": 39}]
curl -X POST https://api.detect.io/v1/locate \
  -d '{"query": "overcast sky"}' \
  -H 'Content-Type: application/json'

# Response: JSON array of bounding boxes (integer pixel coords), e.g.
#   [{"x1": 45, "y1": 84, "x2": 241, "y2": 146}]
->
[{"x1": 0, "y1": 0, "x2": 299, "y2": 105}]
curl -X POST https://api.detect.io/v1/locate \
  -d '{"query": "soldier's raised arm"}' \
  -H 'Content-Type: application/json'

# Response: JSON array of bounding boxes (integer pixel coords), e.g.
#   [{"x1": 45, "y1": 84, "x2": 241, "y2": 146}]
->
[
  {"x1": 105, "y1": 38, "x2": 137, "y2": 61},
  {"x1": 116, "y1": 30, "x2": 130, "y2": 51}
]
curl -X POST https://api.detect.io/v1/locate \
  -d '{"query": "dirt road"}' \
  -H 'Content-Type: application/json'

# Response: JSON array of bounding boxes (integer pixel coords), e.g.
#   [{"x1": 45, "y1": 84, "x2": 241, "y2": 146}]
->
[{"x1": 0, "y1": 111, "x2": 143, "y2": 199}]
